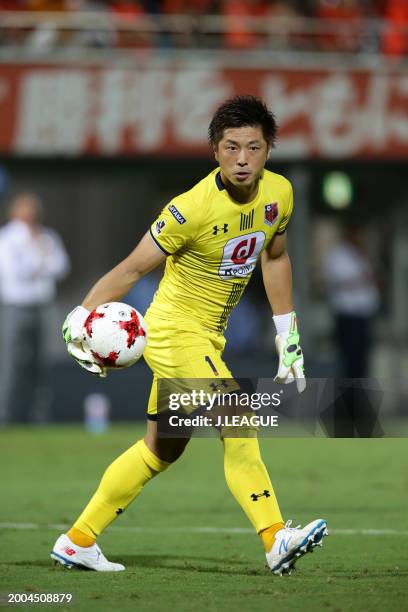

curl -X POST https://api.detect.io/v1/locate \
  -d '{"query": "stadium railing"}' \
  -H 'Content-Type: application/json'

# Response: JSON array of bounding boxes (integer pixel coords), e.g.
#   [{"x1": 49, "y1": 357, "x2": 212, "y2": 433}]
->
[{"x1": 0, "y1": 11, "x2": 407, "y2": 62}]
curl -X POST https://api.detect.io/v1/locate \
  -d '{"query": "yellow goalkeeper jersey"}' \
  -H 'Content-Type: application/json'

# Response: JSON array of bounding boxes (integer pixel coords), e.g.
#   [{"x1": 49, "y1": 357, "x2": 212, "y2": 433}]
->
[{"x1": 147, "y1": 168, "x2": 293, "y2": 334}]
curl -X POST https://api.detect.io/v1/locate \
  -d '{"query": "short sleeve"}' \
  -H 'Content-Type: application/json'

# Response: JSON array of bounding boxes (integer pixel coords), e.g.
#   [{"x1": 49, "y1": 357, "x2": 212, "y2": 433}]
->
[
  {"x1": 149, "y1": 194, "x2": 198, "y2": 255},
  {"x1": 276, "y1": 182, "x2": 294, "y2": 235}
]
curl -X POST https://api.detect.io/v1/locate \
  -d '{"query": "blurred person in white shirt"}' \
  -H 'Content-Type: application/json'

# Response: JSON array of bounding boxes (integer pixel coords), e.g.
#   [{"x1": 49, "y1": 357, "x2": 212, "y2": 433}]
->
[
  {"x1": 322, "y1": 221, "x2": 380, "y2": 378},
  {"x1": 0, "y1": 192, "x2": 70, "y2": 424}
]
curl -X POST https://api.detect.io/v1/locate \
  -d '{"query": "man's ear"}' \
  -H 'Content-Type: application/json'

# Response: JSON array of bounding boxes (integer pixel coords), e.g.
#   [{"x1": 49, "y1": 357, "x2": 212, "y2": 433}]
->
[{"x1": 213, "y1": 145, "x2": 219, "y2": 162}]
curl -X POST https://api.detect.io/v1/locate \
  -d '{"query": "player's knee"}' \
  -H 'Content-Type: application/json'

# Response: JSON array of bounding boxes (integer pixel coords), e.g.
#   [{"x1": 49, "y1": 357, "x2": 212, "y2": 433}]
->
[
  {"x1": 144, "y1": 432, "x2": 190, "y2": 463},
  {"x1": 164, "y1": 439, "x2": 190, "y2": 463}
]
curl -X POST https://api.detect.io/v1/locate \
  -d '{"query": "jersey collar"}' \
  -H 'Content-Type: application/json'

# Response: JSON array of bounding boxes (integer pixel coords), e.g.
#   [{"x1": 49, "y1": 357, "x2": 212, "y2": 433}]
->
[
  {"x1": 215, "y1": 171, "x2": 225, "y2": 191},
  {"x1": 215, "y1": 170, "x2": 264, "y2": 208}
]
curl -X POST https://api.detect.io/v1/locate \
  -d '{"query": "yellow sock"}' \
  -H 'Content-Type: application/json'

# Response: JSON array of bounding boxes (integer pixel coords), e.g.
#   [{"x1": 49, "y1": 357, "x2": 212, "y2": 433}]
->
[
  {"x1": 260, "y1": 522, "x2": 285, "y2": 553},
  {"x1": 67, "y1": 527, "x2": 96, "y2": 548},
  {"x1": 223, "y1": 437, "x2": 283, "y2": 533},
  {"x1": 71, "y1": 439, "x2": 169, "y2": 539}
]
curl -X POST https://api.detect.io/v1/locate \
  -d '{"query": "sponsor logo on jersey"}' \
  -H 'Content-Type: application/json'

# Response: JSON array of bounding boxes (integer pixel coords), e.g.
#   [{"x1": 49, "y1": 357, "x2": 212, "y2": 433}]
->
[
  {"x1": 218, "y1": 231, "x2": 265, "y2": 280},
  {"x1": 264, "y1": 203, "x2": 279, "y2": 227},
  {"x1": 154, "y1": 219, "x2": 166, "y2": 235},
  {"x1": 168, "y1": 204, "x2": 186, "y2": 224}
]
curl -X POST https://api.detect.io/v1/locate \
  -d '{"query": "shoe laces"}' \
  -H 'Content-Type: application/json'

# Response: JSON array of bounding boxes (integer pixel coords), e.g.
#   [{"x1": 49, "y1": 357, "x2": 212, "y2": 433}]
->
[{"x1": 283, "y1": 519, "x2": 301, "y2": 532}]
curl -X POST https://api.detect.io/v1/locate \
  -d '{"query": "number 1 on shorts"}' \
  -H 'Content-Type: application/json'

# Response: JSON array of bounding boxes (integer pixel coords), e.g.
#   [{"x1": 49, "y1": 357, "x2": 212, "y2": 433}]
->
[{"x1": 205, "y1": 355, "x2": 219, "y2": 376}]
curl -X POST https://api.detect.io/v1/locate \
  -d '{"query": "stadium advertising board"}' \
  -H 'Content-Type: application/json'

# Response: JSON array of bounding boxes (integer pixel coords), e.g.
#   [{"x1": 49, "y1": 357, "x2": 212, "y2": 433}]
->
[{"x1": 1, "y1": 63, "x2": 408, "y2": 158}]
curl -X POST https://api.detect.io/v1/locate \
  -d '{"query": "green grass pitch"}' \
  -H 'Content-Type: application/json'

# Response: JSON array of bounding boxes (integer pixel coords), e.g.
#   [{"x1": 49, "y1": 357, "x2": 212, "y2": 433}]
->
[{"x1": 0, "y1": 426, "x2": 407, "y2": 611}]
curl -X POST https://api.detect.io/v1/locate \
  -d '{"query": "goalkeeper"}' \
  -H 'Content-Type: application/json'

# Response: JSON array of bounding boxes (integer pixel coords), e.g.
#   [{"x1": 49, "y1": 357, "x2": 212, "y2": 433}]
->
[{"x1": 51, "y1": 96, "x2": 327, "y2": 576}]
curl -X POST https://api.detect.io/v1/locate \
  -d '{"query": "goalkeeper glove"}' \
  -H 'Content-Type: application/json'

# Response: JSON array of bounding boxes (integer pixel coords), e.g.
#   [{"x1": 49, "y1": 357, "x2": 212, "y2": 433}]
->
[
  {"x1": 62, "y1": 306, "x2": 107, "y2": 378},
  {"x1": 273, "y1": 311, "x2": 306, "y2": 393}
]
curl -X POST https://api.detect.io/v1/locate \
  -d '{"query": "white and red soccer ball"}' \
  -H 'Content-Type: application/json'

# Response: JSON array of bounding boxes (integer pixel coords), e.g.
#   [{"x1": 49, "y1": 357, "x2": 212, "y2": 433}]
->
[{"x1": 82, "y1": 302, "x2": 147, "y2": 369}]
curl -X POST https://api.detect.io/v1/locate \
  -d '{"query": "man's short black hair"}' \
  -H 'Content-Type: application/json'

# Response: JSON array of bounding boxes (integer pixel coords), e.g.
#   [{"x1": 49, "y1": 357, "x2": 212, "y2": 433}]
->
[{"x1": 208, "y1": 95, "x2": 278, "y2": 148}]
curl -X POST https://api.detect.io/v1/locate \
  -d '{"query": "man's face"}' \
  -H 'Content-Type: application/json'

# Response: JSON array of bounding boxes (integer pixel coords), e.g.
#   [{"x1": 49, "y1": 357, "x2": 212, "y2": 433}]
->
[
  {"x1": 11, "y1": 195, "x2": 42, "y2": 227},
  {"x1": 214, "y1": 125, "x2": 269, "y2": 188}
]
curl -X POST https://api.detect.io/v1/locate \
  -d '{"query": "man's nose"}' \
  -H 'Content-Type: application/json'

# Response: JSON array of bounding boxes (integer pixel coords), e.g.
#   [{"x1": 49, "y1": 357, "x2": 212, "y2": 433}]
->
[{"x1": 237, "y1": 151, "x2": 248, "y2": 166}]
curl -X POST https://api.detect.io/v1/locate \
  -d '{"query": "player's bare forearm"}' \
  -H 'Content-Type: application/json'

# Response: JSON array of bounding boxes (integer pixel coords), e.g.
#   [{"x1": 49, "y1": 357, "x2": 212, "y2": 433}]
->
[
  {"x1": 82, "y1": 264, "x2": 141, "y2": 311},
  {"x1": 82, "y1": 232, "x2": 166, "y2": 311},
  {"x1": 261, "y1": 233, "x2": 294, "y2": 315}
]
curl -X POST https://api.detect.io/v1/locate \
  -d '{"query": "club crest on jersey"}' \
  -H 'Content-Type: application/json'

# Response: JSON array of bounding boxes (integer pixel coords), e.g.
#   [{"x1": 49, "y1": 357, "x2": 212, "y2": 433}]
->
[
  {"x1": 154, "y1": 219, "x2": 166, "y2": 235},
  {"x1": 264, "y1": 203, "x2": 278, "y2": 227},
  {"x1": 168, "y1": 204, "x2": 186, "y2": 225}
]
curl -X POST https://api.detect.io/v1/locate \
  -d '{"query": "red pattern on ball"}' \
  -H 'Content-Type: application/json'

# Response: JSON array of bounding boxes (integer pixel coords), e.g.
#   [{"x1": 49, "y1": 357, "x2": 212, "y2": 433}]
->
[
  {"x1": 119, "y1": 309, "x2": 146, "y2": 348},
  {"x1": 85, "y1": 311, "x2": 105, "y2": 338},
  {"x1": 91, "y1": 350, "x2": 120, "y2": 367}
]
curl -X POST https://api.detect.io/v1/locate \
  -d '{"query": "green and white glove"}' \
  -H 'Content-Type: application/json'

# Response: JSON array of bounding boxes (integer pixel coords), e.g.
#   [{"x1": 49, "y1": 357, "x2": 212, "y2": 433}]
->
[
  {"x1": 273, "y1": 311, "x2": 306, "y2": 393},
  {"x1": 62, "y1": 306, "x2": 107, "y2": 378}
]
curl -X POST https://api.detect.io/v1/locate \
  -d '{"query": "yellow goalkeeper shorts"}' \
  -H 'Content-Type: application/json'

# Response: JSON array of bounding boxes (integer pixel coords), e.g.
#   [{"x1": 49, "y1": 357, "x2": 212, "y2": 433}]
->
[{"x1": 143, "y1": 314, "x2": 237, "y2": 417}]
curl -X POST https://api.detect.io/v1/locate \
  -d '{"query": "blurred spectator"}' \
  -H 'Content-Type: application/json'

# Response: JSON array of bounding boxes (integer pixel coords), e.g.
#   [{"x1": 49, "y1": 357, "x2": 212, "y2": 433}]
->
[
  {"x1": 220, "y1": 0, "x2": 301, "y2": 51},
  {"x1": 0, "y1": 193, "x2": 70, "y2": 424},
  {"x1": 313, "y1": 0, "x2": 363, "y2": 52},
  {"x1": 0, "y1": 1, "x2": 25, "y2": 8},
  {"x1": 73, "y1": 0, "x2": 118, "y2": 49},
  {"x1": 265, "y1": 0, "x2": 302, "y2": 51},
  {"x1": 15, "y1": 1, "x2": 69, "y2": 53},
  {"x1": 24, "y1": 0, "x2": 68, "y2": 9},
  {"x1": 160, "y1": 0, "x2": 219, "y2": 48},
  {"x1": 382, "y1": 0, "x2": 408, "y2": 58},
  {"x1": 110, "y1": 0, "x2": 145, "y2": 16},
  {"x1": 109, "y1": 0, "x2": 152, "y2": 48},
  {"x1": 221, "y1": 0, "x2": 269, "y2": 50},
  {"x1": 322, "y1": 221, "x2": 380, "y2": 378},
  {"x1": 23, "y1": 21, "x2": 59, "y2": 53},
  {"x1": 161, "y1": 0, "x2": 217, "y2": 15}
]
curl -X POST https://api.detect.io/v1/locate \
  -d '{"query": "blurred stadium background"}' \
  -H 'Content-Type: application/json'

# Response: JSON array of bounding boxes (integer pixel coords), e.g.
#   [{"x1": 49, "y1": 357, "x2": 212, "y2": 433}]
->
[{"x1": 0, "y1": 0, "x2": 407, "y2": 424}]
